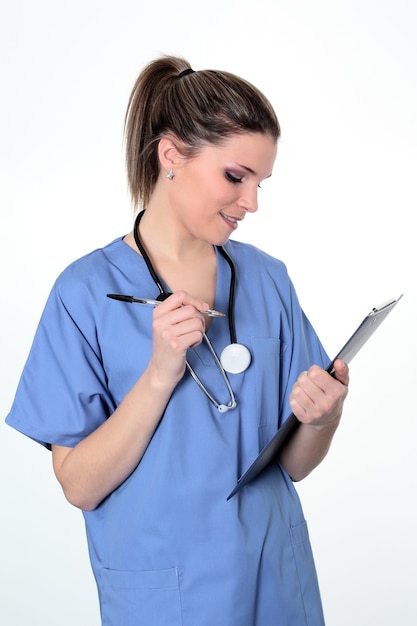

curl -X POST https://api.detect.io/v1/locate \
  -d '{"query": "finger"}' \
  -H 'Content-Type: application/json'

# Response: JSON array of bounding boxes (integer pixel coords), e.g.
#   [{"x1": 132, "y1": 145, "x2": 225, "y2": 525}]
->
[
  {"x1": 155, "y1": 290, "x2": 210, "y2": 318},
  {"x1": 332, "y1": 359, "x2": 350, "y2": 386},
  {"x1": 153, "y1": 314, "x2": 205, "y2": 353},
  {"x1": 289, "y1": 367, "x2": 342, "y2": 421},
  {"x1": 154, "y1": 306, "x2": 206, "y2": 338},
  {"x1": 288, "y1": 374, "x2": 316, "y2": 420}
]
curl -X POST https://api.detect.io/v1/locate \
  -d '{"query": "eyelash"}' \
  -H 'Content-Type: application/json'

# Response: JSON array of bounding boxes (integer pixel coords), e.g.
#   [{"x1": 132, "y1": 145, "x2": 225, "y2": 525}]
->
[
  {"x1": 225, "y1": 171, "x2": 242, "y2": 184},
  {"x1": 225, "y1": 171, "x2": 262, "y2": 189}
]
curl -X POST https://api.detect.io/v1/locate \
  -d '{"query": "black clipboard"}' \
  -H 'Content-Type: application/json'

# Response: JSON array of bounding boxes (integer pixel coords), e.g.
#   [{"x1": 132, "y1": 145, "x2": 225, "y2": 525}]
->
[{"x1": 227, "y1": 295, "x2": 403, "y2": 499}]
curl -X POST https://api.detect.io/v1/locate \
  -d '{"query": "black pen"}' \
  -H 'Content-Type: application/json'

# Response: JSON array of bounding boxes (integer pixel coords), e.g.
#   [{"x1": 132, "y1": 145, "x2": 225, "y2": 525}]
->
[{"x1": 106, "y1": 294, "x2": 225, "y2": 318}]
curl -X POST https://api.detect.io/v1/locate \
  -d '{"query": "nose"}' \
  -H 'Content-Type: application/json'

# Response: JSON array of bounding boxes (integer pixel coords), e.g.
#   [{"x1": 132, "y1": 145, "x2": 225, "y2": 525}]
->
[{"x1": 238, "y1": 184, "x2": 258, "y2": 213}]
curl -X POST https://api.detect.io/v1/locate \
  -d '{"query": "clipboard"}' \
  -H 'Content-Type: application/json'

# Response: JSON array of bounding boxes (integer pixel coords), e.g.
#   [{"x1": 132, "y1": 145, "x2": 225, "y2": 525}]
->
[{"x1": 227, "y1": 294, "x2": 403, "y2": 499}]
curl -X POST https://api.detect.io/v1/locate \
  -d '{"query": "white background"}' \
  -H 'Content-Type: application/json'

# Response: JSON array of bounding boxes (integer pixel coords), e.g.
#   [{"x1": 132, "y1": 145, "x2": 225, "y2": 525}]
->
[{"x1": 1, "y1": 1, "x2": 416, "y2": 624}]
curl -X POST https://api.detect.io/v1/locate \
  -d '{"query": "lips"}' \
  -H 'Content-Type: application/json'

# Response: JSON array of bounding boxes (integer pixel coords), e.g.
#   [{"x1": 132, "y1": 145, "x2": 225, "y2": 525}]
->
[{"x1": 220, "y1": 212, "x2": 240, "y2": 229}]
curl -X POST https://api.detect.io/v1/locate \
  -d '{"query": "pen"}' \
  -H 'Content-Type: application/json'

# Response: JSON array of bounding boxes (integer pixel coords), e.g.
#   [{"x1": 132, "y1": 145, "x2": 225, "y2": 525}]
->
[{"x1": 106, "y1": 294, "x2": 225, "y2": 318}]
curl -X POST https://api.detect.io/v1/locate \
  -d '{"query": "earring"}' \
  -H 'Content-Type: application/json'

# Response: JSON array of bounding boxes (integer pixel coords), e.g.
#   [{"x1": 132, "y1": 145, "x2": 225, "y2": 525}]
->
[{"x1": 166, "y1": 169, "x2": 174, "y2": 180}]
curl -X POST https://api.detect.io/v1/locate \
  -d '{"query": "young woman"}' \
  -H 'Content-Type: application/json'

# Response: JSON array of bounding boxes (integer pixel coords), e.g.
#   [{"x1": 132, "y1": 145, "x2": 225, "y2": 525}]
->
[{"x1": 6, "y1": 56, "x2": 349, "y2": 625}]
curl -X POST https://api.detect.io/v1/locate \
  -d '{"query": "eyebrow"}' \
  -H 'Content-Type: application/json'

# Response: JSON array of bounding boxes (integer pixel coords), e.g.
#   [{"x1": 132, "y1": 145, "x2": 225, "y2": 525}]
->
[{"x1": 237, "y1": 164, "x2": 273, "y2": 179}]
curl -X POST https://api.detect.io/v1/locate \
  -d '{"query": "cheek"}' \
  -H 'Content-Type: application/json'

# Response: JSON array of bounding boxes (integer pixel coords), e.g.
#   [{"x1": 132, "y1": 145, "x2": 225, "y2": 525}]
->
[
  {"x1": 179, "y1": 168, "x2": 237, "y2": 212},
  {"x1": 190, "y1": 182, "x2": 228, "y2": 211},
  {"x1": 203, "y1": 178, "x2": 238, "y2": 207}
]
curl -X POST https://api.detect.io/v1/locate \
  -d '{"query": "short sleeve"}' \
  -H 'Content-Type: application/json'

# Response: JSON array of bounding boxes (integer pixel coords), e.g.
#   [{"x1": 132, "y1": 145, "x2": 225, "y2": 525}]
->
[{"x1": 6, "y1": 280, "x2": 116, "y2": 448}]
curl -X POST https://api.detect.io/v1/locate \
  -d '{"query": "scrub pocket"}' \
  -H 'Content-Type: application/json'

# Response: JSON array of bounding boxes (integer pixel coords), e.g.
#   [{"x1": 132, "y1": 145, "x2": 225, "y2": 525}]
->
[
  {"x1": 251, "y1": 336, "x2": 283, "y2": 449},
  {"x1": 290, "y1": 521, "x2": 325, "y2": 626},
  {"x1": 100, "y1": 566, "x2": 182, "y2": 626}
]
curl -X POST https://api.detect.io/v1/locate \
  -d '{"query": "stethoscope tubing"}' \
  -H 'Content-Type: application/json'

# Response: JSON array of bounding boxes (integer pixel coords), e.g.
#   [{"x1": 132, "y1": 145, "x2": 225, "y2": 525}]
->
[
  {"x1": 217, "y1": 245, "x2": 237, "y2": 345},
  {"x1": 133, "y1": 210, "x2": 237, "y2": 341},
  {"x1": 132, "y1": 210, "x2": 238, "y2": 412}
]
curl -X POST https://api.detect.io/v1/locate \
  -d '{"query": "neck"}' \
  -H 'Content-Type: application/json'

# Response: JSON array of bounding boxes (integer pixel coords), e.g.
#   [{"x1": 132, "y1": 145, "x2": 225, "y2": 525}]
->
[
  {"x1": 131, "y1": 208, "x2": 218, "y2": 310},
  {"x1": 137, "y1": 207, "x2": 214, "y2": 264}
]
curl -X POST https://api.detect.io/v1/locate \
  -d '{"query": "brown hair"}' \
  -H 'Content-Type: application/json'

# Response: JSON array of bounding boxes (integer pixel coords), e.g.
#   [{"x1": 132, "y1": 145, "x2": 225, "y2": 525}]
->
[{"x1": 124, "y1": 55, "x2": 281, "y2": 208}]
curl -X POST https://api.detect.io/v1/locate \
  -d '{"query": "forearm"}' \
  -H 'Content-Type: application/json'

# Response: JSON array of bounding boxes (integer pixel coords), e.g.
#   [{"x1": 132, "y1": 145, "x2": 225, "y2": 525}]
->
[
  {"x1": 53, "y1": 293, "x2": 210, "y2": 511},
  {"x1": 279, "y1": 359, "x2": 349, "y2": 481},
  {"x1": 52, "y1": 367, "x2": 175, "y2": 511},
  {"x1": 278, "y1": 414, "x2": 341, "y2": 482}
]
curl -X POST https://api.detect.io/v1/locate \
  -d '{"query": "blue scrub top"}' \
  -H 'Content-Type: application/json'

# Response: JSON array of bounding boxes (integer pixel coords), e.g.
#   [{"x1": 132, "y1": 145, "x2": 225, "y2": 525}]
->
[{"x1": 6, "y1": 238, "x2": 329, "y2": 626}]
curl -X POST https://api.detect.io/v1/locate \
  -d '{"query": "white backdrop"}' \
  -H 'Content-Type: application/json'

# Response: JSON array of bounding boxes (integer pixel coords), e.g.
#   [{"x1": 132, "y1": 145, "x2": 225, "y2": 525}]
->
[{"x1": 1, "y1": 1, "x2": 416, "y2": 624}]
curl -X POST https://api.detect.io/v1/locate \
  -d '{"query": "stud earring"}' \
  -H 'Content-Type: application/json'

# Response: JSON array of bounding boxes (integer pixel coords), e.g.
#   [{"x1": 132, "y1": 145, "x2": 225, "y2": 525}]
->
[{"x1": 166, "y1": 169, "x2": 174, "y2": 180}]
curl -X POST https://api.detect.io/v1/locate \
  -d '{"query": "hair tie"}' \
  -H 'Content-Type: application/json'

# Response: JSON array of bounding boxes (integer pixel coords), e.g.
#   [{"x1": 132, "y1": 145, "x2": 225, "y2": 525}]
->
[{"x1": 177, "y1": 68, "x2": 195, "y2": 78}]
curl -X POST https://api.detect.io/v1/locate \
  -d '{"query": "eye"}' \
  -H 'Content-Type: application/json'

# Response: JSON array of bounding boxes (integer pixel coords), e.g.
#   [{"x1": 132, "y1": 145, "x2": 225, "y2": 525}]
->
[{"x1": 225, "y1": 171, "x2": 243, "y2": 184}]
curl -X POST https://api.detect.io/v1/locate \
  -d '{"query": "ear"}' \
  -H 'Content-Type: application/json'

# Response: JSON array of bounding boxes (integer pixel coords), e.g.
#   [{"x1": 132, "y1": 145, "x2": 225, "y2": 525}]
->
[{"x1": 158, "y1": 135, "x2": 184, "y2": 171}]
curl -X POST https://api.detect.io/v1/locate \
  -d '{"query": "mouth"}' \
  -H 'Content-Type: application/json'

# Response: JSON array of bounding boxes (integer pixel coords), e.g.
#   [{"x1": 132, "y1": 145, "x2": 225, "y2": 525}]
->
[{"x1": 220, "y1": 212, "x2": 240, "y2": 229}]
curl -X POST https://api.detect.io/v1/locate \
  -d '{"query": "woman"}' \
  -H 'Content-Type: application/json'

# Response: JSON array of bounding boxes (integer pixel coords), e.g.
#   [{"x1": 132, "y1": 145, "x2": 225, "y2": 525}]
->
[{"x1": 6, "y1": 56, "x2": 349, "y2": 625}]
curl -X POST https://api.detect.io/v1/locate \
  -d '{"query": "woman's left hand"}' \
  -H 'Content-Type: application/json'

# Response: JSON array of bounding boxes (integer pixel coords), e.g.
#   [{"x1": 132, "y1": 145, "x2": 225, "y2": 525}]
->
[
  {"x1": 288, "y1": 359, "x2": 349, "y2": 429},
  {"x1": 280, "y1": 359, "x2": 349, "y2": 481}
]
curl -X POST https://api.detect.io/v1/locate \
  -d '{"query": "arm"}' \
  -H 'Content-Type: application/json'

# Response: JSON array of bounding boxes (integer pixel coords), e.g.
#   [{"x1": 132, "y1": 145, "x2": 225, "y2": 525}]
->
[
  {"x1": 278, "y1": 359, "x2": 349, "y2": 481},
  {"x1": 52, "y1": 291, "x2": 209, "y2": 511}
]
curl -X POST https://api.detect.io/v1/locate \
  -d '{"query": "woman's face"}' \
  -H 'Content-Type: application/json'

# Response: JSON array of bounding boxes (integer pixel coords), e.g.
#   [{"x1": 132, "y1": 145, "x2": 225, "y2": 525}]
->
[{"x1": 167, "y1": 132, "x2": 277, "y2": 246}]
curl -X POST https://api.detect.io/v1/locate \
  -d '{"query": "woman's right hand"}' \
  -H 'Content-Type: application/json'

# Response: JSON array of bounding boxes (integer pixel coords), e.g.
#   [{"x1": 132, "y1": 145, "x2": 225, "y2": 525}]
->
[{"x1": 148, "y1": 290, "x2": 209, "y2": 388}]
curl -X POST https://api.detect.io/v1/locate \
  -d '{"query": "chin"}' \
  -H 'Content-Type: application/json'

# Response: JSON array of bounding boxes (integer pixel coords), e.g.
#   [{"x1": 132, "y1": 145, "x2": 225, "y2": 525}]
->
[{"x1": 213, "y1": 235, "x2": 230, "y2": 247}]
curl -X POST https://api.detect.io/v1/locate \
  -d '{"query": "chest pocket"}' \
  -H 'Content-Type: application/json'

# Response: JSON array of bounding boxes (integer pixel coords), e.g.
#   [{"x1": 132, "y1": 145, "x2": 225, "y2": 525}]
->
[{"x1": 251, "y1": 336, "x2": 285, "y2": 449}]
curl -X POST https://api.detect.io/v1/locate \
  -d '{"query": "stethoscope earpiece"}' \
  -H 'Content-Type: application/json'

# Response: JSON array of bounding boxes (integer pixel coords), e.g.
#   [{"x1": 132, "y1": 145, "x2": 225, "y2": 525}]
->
[{"x1": 217, "y1": 400, "x2": 237, "y2": 413}]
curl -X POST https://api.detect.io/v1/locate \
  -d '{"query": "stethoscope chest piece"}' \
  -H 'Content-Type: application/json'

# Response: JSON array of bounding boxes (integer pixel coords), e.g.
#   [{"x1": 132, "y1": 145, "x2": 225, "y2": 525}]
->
[{"x1": 220, "y1": 343, "x2": 251, "y2": 374}]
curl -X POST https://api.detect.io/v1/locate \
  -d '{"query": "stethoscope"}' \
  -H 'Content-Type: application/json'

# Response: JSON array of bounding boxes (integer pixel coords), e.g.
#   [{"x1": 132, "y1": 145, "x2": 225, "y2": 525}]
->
[{"x1": 133, "y1": 210, "x2": 251, "y2": 412}]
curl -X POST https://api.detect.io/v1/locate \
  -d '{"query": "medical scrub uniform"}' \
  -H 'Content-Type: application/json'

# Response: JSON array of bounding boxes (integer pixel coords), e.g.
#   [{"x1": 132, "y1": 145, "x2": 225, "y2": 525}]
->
[{"x1": 6, "y1": 237, "x2": 330, "y2": 626}]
